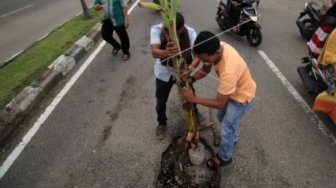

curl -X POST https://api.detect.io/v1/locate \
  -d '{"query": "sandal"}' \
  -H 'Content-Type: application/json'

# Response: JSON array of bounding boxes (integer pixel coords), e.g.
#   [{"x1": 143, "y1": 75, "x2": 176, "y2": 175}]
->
[
  {"x1": 206, "y1": 153, "x2": 232, "y2": 169},
  {"x1": 112, "y1": 48, "x2": 121, "y2": 55},
  {"x1": 156, "y1": 125, "x2": 167, "y2": 140},
  {"x1": 213, "y1": 137, "x2": 221, "y2": 147},
  {"x1": 122, "y1": 53, "x2": 130, "y2": 61}
]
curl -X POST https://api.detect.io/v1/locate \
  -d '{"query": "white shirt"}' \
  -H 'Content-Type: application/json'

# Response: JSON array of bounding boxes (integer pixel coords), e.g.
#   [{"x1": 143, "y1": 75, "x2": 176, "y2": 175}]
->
[{"x1": 150, "y1": 23, "x2": 197, "y2": 82}]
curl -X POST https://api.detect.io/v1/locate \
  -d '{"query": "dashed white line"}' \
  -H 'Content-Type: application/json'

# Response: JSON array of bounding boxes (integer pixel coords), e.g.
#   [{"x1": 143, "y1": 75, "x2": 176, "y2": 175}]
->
[
  {"x1": 0, "y1": 4, "x2": 34, "y2": 18},
  {"x1": 258, "y1": 50, "x2": 336, "y2": 146}
]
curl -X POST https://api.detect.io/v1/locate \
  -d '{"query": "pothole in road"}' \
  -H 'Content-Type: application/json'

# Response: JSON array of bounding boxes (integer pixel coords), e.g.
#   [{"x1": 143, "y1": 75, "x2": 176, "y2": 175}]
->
[{"x1": 156, "y1": 137, "x2": 220, "y2": 188}]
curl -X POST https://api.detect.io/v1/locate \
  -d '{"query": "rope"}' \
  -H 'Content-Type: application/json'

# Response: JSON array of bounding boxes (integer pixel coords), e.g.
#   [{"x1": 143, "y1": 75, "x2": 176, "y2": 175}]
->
[
  {"x1": 158, "y1": 18, "x2": 254, "y2": 89},
  {"x1": 160, "y1": 19, "x2": 253, "y2": 67}
]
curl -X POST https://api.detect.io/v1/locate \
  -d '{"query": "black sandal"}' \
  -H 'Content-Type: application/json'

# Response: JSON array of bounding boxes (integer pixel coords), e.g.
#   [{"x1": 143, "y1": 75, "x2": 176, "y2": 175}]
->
[
  {"x1": 112, "y1": 48, "x2": 121, "y2": 55},
  {"x1": 122, "y1": 53, "x2": 130, "y2": 61},
  {"x1": 206, "y1": 153, "x2": 232, "y2": 169},
  {"x1": 156, "y1": 125, "x2": 167, "y2": 140}
]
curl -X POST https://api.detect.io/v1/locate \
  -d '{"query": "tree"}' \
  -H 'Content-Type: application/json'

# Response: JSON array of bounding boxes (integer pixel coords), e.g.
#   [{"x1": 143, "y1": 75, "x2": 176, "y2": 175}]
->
[
  {"x1": 139, "y1": 0, "x2": 199, "y2": 145},
  {"x1": 80, "y1": 0, "x2": 91, "y2": 19}
]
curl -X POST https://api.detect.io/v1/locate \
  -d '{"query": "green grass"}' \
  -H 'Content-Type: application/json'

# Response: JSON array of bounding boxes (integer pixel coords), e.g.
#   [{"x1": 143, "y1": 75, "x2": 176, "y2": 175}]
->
[{"x1": 0, "y1": 9, "x2": 103, "y2": 109}]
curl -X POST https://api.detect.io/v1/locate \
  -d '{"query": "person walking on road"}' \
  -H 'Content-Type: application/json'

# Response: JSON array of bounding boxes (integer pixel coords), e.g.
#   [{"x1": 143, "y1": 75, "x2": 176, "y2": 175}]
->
[
  {"x1": 94, "y1": 0, "x2": 131, "y2": 61},
  {"x1": 179, "y1": 31, "x2": 256, "y2": 168},
  {"x1": 150, "y1": 13, "x2": 210, "y2": 140}
]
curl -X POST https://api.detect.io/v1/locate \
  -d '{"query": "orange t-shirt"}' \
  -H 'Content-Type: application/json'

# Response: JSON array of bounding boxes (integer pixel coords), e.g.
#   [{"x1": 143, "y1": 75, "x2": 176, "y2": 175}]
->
[{"x1": 214, "y1": 42, "x2": 256, "y2": 103}]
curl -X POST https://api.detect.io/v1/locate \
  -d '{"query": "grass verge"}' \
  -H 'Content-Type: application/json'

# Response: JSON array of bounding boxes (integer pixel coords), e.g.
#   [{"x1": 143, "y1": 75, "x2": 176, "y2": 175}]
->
[{"x1": 0, "y1": 9, "x2": 102, "y2": 109}]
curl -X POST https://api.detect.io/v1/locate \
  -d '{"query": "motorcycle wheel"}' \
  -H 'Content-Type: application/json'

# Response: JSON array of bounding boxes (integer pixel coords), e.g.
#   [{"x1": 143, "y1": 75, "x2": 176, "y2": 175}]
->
[
  {"x1": 297, "y1": 65, "x2": 327, "y2": 94},
  {"x1": 299, "y1": 19, "x2": 315, "y2": 40},
  {"x1": 246, "y1": 26, "x2": 262, "y2": 47},
  {"x1": 216, "y1": 15, "x2": 227, "y2": 31}
]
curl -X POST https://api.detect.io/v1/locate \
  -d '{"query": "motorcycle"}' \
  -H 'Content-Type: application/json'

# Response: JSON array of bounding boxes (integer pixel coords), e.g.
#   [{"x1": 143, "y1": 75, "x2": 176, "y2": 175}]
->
[
  {"x1": 297, "y1": 55, "x2": 336, "y2": 95},
  {"x1": 252, "y1": 0, "x2": 260, "y2": 8},
  {"x1": 216, "y1": 0, "x2": 262, "y2": 47},
  {"x1": 296, "y1": 1, "x2": 322, "y2": 41}
]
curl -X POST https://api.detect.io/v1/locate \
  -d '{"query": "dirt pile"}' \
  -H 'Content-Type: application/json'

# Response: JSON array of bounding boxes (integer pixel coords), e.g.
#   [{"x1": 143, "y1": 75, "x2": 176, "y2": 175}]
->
[{"x1": 156, "y1": 137, "x2": 220, "y2": 188}]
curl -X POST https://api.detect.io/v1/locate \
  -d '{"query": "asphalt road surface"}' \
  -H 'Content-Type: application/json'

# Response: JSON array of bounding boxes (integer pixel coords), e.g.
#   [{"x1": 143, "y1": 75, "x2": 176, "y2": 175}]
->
[
  {"x1": 0, "y1": 0, "x2": 336, "y2": 187},
  {"x1": 0, "y1": 0, "x2": 93, "y2": 65}
]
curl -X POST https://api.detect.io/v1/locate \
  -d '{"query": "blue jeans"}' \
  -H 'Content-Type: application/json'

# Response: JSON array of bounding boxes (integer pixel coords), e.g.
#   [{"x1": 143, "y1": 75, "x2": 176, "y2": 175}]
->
[{"x1": 217, "y1": 99, "x2": 252, "y2": 161}]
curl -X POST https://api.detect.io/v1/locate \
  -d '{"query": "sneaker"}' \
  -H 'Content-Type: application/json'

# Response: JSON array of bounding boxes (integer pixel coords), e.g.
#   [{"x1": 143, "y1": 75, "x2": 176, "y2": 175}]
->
[{"x1": 156, "y1": 124, "x2": 167, "y2": 140}]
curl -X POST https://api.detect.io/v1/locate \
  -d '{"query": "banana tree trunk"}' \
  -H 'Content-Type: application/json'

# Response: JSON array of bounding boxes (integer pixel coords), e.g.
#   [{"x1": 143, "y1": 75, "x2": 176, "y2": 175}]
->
[
  {"x1": 171, "y1": 39, "x2": 197, "y2": 142},
  {"x1": 139, "y1": 0, "x2": 198, "y2": 142}
]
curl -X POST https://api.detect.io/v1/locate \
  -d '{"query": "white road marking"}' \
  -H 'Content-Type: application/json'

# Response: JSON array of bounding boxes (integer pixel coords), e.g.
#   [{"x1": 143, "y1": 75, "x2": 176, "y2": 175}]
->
[
  {"x1": 0, "y1": 0, "x2": 141, "y2": 179},
  {"x1": 0, "y1": 41, "x2": 106, "y2": 179},
  {"x1": 0, "y1": 4, "x2": 34, "y2": 18},
  {"x1": 258, "y1": 50, "x2": 336, "y2": 145},
  {"x1": 128, "y1": 0, "x2": 140, "y2": 13},
  {"x1": 4, "y1": 50, "x2": 23, "y2": 63}
]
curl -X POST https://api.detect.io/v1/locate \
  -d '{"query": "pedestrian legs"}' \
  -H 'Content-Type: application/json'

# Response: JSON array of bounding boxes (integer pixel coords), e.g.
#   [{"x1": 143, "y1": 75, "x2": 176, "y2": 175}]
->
[
  {"x1": 114, "y1": 25, "x2": 130, "y2": 55},
  {"x1": 155, "y1": 77, "x2": 175, "y2": 125},
  {"x1": 101, "y1": 19, "x2": 122, "y2": 50}
]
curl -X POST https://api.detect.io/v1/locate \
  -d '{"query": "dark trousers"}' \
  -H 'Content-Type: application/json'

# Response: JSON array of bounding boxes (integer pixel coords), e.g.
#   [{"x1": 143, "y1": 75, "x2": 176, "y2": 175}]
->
[
  {"x1": 156, "y1": 77, "x2": 199, "y2": 125},
  {"x1": 101, "y1": 19, "x2": 130, "y2": 55},
  {"x1": 230, "y1": 6, "x2": 241, "y2": 25},
  {"x1": 227, "y1": 1, "x2": 241, "y2": 25}
]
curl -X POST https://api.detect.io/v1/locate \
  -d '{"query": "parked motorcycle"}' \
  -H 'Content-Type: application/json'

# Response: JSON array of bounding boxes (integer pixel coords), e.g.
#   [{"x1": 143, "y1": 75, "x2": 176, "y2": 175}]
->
[
  {"x1": 252, "y1": 0, "x2": 260, "y2": 8},
  {"x1": 216, "y1": 0, "x2": 262, "y2": 47},
  {"x1": 297, "y1": 55, "x2": 336, "y2": 95},
  {"x1": 296, "y1": 1, "x2": 322, "y2": 41}
]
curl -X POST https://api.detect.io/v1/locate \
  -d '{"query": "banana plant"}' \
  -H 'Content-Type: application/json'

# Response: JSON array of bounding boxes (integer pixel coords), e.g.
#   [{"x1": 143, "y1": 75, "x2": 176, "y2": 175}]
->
[{"x1": 139, "y1": 0, "x2": 199, "y2": 143}]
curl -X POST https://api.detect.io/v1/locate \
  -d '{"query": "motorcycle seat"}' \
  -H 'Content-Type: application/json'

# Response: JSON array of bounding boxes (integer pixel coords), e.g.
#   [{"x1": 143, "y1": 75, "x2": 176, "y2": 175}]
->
[{"x1": 309, "y1": 2, "x2": 321, "y2": 11}]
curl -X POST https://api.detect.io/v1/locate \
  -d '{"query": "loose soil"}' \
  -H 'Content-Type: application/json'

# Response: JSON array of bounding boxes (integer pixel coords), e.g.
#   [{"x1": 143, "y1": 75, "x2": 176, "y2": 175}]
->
[{"x1": 156, "y1": 136, "x2": 220, "y2": 188}]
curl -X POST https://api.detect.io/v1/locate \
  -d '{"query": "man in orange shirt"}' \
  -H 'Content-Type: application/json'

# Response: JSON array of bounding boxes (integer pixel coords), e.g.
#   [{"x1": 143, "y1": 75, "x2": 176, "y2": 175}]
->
[{"x1": 180, "y1": 31, "x2": 256, "y2": 168}]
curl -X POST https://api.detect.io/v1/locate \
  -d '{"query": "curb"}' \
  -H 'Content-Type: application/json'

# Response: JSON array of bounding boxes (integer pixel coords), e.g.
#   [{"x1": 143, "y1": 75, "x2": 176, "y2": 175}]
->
[{"x1": 0, "y1": 22, "x2": 102, "y2": 146}]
